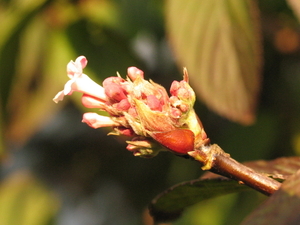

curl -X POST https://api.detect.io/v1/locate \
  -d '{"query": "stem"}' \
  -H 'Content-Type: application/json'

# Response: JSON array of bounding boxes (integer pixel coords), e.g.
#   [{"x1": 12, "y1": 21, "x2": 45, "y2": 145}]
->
[
  {"x1": 194, "y1": 144, "x2": 281, "y2": 196},
  {"x1": 212, "y1": 154, "x2": 280, "y2": 196}
]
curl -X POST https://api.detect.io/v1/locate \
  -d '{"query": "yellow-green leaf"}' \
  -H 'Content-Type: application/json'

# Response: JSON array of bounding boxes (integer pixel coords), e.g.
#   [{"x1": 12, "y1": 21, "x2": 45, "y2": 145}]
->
[
  {"x1": 287, "y1": 0, "x2": 300, "y2": 22},
  {"x1": 0, "y1": 171, "x2": 59, "y2": 225},
  {"x1": 165, "y1": 0, "x2": 262, "y2": 125}
]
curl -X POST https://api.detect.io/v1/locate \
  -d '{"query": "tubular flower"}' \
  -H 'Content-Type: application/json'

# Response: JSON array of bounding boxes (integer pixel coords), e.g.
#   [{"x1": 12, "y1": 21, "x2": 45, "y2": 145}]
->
[{"x1": 53, "y1": 56, "x2": 209, "y2": 157}]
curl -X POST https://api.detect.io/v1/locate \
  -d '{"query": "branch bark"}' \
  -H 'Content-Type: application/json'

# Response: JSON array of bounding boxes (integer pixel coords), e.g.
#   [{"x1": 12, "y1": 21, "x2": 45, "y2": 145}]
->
[{"x1": 192, "y1": 144, "x2": 281, "y2": 196}]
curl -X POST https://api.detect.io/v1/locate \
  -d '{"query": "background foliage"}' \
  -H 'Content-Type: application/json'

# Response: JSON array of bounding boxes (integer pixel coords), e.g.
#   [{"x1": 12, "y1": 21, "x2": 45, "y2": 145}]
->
[{"x1": 1, "y1": 0, "x2": 300, "y2": 224}]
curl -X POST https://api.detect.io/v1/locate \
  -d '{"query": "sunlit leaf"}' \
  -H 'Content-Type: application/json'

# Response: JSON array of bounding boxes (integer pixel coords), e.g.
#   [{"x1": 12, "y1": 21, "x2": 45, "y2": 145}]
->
[
  {"x1": 149, "y1": 178, "x2": 250, "y2": 223},
  {"x1": 287, "y1": 0, "x2": 300, "y2": 22},
  {"x1": 5, "y1": 17, "x2": 77, "y2": 144},
  {"x1": 165, "y1": 0, "x2": 262, "y2": 125},
  {"x1": 1, "y1": 0, "x2": 129, "y2": 146},
  {"x1": 0, "y1": 0, "x2": 53, "y2": 147},
  {"x1": 241, "y1": 169, "x2": 300, "y2": 225},
  {"x1": 0, "y1": 0, "x2": 49, "y2": 49},
  {"x1": 0, "y1": 0, "x2": 50, "y2": 108}
]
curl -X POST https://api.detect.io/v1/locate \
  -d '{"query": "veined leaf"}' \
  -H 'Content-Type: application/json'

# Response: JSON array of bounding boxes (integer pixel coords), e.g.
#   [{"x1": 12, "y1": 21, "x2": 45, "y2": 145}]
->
[
  {"x1": 165, "y1": 0, "x2": 262, "y2": 125},
  {"x1": 149, "y1": 178, "x2": 250, "y2": 223}
]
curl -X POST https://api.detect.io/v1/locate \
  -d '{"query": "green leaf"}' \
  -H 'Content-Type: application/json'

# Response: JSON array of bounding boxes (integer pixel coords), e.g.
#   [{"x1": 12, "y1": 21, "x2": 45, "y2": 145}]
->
[
  {"x1": 0, "y1": 0, "x2": 50, "y2": 110},
  {"x1": 0, "y1": 0, "x2": 53, "y2": 146},
  {"x1": 165, "y1": 0, "x2": 262, "y2": 125},
  {"x1": 241, "y1": 169, "x2": 300, "y2": 225},
  {"x1": 149, "y1": 177, "x2": 250, "y2": 223},
  {"x1": 4, "y1": 20, "x2": 77, "y2": 144}
]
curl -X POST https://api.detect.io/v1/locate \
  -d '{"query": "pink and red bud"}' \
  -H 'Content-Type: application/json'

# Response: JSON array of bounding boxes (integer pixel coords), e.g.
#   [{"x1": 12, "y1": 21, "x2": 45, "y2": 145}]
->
[{"x1": 54, "y1": 56, "x2": 209, "y2": 158}]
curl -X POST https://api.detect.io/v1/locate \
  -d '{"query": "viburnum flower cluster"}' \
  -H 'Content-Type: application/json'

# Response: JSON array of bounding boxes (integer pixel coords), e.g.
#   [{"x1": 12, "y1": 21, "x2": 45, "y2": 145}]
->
[{"x1": 53, "y1": 56, "x2": 209, "y2": 157}]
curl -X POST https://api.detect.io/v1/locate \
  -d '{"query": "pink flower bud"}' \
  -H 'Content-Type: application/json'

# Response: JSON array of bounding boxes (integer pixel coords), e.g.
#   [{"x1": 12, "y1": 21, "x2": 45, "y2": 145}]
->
[
  {"x1": 146, "y1": 95, "x2": 162, "y2": 111},
  {"x1": 116, "y1": 127, "x2": 135, "y2": 136},
  {"x1": 170, "y1": 80, "x2": 193, "y2": 100},
  {"x1": 102, "y1": 76, "x2": 125, "y2": 88},
  {"x1": 169, "y1": 108, "x2": 182, "y2": 118},
  {"x1": 104, "y1": 82, "x2": 127, "y2": 102},
  {"x1": 116, "y1": 99, "x2": 131, "y2": 111},
  {"x1": 127, "y1": 67, "x2": 144, "y2": 81},
  {"x1": 170, "y1": 80, "x2": 181, "y2": 96}
]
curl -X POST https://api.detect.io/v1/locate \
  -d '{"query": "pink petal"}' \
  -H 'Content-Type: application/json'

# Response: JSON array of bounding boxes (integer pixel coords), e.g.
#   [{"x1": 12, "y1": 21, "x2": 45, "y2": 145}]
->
[
  {"x1": 81, "y1": 94, "x2": 106, "y2": 108},
  {"x1": 53, "y1": 91, "x2": 65, "y2": 103},
  {"x1": 63, "y1": 79, "x2": 74, "y2": 95},
  {"x1": 67, "y1": 61, "x2": 79, "y2": 77},
  {"x1": 70, "y1": 74, "x2": 107, "y2": 100},
  {"x1": 54, "y1": 56, "x2": 107, "y2": 104},
  {"x1": 67, "y1": 56, "x2": 87, "y2": 78},
  {"x1": 75, "y1": 56, "x2": 87, "y2": 69},
  {"x1": 82, "y1": 113, "x2": 119, "y2": 128}
]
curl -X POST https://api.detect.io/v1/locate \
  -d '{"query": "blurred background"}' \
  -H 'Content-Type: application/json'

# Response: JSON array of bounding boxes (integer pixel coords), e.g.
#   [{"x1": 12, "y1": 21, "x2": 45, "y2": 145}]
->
[{"x1": 1, "y1": 0, "x2": 300, "y2": 224}]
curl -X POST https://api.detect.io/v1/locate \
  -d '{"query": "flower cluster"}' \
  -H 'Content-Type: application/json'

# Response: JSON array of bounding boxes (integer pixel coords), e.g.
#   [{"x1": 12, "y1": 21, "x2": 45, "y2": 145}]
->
[{"x1": 53, "y1": 56, "x2": 209, "y2": 157}]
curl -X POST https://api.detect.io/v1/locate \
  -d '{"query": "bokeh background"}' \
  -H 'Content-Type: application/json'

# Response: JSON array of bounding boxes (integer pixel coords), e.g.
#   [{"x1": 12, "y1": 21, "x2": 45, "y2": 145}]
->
[{"x1": 1, "y1": 0, "x2": 300, "y2": 224}]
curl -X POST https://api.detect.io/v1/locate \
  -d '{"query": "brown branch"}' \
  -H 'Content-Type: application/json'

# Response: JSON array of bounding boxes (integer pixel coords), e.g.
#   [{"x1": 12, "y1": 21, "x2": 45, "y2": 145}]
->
[
  {"x1": 212, "y1": 155, "x2": 280, "y2": 195},
  {"x1": 191, "y1": 144, "x2": 281, "y2": 196}
]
